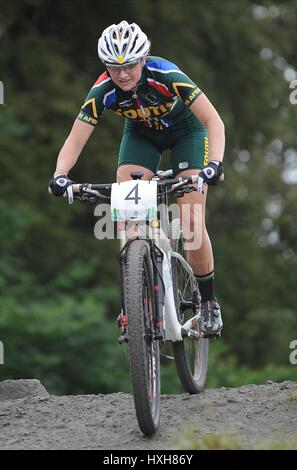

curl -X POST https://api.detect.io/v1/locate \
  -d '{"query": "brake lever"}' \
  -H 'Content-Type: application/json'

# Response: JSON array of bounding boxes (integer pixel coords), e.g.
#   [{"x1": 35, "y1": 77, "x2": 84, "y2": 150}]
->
[
  {"x1": 175, "y1": 186, "x2": 197, "y2": 198},
  {"x1": 79, "y1": 185, "x2": 110, "y2": 201}
]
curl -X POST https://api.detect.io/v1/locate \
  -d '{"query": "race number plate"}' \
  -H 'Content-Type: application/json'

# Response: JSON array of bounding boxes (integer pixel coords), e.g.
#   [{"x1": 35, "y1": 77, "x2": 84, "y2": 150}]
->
[{"x1": 111, "y1": 180, "x2": 157, "y2": 221}]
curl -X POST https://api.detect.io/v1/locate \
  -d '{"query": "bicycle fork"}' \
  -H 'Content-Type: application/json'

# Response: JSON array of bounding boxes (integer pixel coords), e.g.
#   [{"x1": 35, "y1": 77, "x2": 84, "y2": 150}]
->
[
  {"x1": 151, "y1": 245, "x2": 165, "y2": 340},
  {"x1": 117, "y1": 240, "x2": 166, "y2": 343},
  {"x1": 117, "y1": 243, "x2": 129, "y2": 344}
]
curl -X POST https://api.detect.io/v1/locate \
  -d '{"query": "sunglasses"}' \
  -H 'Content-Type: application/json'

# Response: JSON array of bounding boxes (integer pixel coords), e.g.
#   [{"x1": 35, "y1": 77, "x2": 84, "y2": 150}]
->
[{"x1": 106, "y1": 59, "x2": 142, "y2": 72}]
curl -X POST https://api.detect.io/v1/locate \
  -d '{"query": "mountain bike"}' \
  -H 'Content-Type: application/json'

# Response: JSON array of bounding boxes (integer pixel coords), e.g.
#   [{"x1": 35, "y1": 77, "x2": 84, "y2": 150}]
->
[{"x1": 70, "y1": 170, "x2": 210, "y2": 436}]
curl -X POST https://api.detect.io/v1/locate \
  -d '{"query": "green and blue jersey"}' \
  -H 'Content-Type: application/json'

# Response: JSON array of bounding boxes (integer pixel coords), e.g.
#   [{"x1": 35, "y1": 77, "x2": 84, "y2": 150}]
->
[{"x1": 78, "y1": 56, "x2": 205, "y2": 131}]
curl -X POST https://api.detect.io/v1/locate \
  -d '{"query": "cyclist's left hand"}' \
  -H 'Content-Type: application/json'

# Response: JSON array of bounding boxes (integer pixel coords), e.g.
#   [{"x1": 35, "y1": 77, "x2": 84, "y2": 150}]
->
[{"x1": 198, "y1": 161, "x2": 224, "y2": 192}]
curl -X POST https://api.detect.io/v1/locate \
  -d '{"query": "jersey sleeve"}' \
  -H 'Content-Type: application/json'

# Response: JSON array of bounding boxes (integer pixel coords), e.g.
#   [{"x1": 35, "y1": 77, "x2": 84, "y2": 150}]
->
[
  {"x1": 77, "y1": 71, "x2": 113, "y2": 126},
  {"x1": 146, "y1": 57, "x2": 203, "y2": 107}
]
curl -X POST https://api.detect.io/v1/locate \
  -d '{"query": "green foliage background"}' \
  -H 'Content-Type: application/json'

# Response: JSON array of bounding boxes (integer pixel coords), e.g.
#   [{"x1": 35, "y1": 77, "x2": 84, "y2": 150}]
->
[{"x1": 0, "y1": 0, "x2": 296, "y2": 394}]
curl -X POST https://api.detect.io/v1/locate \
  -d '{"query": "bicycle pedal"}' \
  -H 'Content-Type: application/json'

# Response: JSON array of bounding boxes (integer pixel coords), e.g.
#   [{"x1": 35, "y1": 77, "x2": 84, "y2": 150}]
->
[
  {"x1": 200, "y1": 331, "x2": 221, "y2": 340},
  {"x1": 181, "y1": 327, "x2": 200, "y2": 339}
]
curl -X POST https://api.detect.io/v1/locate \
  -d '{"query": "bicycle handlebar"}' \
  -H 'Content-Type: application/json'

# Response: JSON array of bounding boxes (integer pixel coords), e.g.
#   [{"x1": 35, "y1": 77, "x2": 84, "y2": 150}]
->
[
  {"x1": 49, "y1": 173, "x2": 224, "y2": 201},
  {"x1": 73, "y1": 175, "x2": 200, "y2": 192},
  {"x1": 70, "y1": 176, "x2": 196, "y2": 200},
  {"x1": 72, "y1": 173, "x2": 223, "y2": 196}
]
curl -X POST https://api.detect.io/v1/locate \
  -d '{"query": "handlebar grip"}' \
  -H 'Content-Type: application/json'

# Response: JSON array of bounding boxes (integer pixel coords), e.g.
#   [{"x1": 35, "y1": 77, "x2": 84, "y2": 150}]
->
[
  {"x1": 191, "y1": 175, "x2": 199, "y2": 184},
  {"x1": 48, "y1": 184, "x2": 81, "y2": 195}
]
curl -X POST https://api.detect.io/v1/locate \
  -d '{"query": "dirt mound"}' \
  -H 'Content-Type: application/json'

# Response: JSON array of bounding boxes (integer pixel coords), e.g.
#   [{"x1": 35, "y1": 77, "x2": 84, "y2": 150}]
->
[{"x1": 0, "y1": 380, "x2": 296, "y2": 449}]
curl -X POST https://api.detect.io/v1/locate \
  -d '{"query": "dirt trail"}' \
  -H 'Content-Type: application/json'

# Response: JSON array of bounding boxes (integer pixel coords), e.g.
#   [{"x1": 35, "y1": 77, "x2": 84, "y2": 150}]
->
[{"x1": 0, "y1": 379, "x2": 296, "y2": 449}]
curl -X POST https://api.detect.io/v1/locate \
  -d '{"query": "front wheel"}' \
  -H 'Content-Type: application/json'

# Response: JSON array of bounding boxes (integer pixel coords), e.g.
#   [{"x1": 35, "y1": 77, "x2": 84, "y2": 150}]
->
[
  {"x1": 170, "y1": 220, "x2": 209, "y2": 394},
  {"x1": 124, "y1": 239, "x2": 160, "y2": 435}
]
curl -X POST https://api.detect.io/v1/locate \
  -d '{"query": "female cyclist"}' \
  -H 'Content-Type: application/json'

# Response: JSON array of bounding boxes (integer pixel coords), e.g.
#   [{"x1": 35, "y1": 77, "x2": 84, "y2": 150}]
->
[{"x1": 49, "y1": 20, "x2": 225, "y2": 337}]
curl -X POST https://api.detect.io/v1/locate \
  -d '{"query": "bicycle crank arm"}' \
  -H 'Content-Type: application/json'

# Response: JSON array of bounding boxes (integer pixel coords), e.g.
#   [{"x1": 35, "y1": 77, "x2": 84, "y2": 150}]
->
[{"x1": 181, "y1": 327, "x2": 200, "y2": 339}]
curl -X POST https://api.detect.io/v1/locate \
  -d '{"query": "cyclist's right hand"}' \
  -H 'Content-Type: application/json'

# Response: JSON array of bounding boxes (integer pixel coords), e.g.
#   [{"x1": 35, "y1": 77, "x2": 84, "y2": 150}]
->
[{"x1": 48, "y1": 174, "x2": 75, "y2": 204}]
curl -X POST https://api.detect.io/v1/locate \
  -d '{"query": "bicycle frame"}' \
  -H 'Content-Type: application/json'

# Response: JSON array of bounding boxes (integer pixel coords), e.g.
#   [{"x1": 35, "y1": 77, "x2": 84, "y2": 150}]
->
[{"x1": 118, "y1": 179, "x2": 200, "y2": 343}]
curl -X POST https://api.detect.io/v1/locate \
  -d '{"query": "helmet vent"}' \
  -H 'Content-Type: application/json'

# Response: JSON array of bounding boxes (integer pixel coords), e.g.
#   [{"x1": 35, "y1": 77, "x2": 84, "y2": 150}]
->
[
  {"x1": 129, "y1": 36, "x2": 138, "y2": 54},
  {"x1": 104, "y1": 38, "x2": 112, "y2": 54},
  {"x1": 135, "y1": 43, "x2": 145, "y2": 54}
]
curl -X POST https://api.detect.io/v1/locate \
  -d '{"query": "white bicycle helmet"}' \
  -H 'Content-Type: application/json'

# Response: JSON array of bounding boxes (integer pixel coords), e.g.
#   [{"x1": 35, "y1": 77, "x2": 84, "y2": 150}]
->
[{"x1": 98, "y1": 20, "x2": 150, "y2": 66}]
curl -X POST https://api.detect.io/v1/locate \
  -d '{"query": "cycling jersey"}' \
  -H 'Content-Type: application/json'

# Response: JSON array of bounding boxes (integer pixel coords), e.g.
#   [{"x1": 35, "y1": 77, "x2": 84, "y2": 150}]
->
[{"x1": 77, "y1": 56, "x2": 205, "y2": 132}]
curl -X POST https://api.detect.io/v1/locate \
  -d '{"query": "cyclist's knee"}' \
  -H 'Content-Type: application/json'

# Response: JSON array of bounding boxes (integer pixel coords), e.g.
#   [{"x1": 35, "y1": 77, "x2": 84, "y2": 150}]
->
[
  {"x1": 116, "y1": 164, "x2": 154, "y2": 182},
  {"x1": 178, "y1": 188, "x2": 207, "y2": 219}
]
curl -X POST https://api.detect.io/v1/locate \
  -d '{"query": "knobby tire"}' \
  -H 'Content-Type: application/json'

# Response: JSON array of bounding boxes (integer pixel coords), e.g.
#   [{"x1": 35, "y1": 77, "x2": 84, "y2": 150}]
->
[{"x1": 125, "y1": 239, "x2": 160, "y2": 435}]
